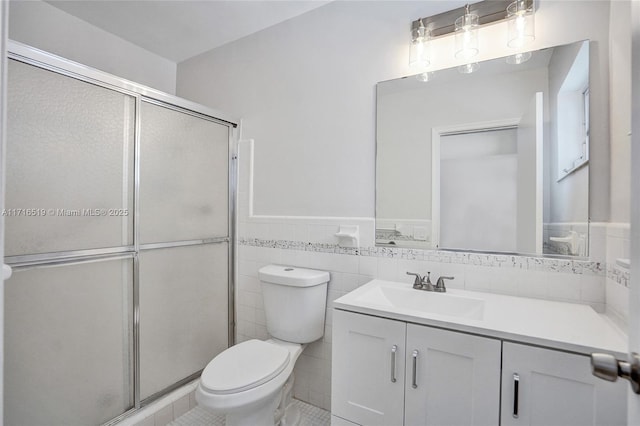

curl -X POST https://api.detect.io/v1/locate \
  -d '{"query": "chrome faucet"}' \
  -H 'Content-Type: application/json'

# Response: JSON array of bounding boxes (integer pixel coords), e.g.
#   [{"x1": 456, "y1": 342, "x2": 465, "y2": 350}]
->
[
  {"x1": 434, "y1": 276, "x2": 454, "y2": 293},
  {"x1": 406, "y1": 271, "x2": 434, "y2": 291},
  {"x1": 407, "y1": 272, "x2": 454, "y2": 292}
]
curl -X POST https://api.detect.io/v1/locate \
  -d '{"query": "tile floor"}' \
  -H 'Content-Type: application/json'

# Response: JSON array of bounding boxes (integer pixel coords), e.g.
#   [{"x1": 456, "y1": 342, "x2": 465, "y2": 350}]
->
[{"x1": 168, "y1": 399, "x2": 330, "y2": 426}]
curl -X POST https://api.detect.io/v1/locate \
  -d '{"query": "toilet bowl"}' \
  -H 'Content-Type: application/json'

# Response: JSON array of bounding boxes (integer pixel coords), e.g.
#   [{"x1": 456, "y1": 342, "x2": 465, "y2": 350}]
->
[
  {"x1": 196, "y1": 339, "x2": 302, "y2": 426},
  {"x1": 196, "y1": 265, "x2": 329, "y2": 426}
]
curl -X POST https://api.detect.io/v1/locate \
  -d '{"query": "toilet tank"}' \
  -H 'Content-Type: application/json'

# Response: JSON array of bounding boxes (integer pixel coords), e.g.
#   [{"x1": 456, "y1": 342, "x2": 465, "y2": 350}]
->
[{"x1": 258, "y1": 265, "x2": 329, "y2": 343}]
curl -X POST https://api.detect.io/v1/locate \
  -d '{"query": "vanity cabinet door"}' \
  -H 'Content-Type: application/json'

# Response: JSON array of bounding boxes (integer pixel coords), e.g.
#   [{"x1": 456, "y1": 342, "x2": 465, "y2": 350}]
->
[
  {"x1": 332, "y1": 310, "x2": 406, "y2": 426},
  {"x1": 501, "y1": 342, "x2": 627, "y2": 426},
  {"x1": 404, "y1": 324, "x2": 501, "y2": 426}
]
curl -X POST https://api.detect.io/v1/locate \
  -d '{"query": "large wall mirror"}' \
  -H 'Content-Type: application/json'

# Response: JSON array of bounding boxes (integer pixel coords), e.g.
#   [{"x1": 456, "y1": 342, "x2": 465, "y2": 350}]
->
[{"x1": 376, "y1": 40, "x2": 590, "y2": 257}]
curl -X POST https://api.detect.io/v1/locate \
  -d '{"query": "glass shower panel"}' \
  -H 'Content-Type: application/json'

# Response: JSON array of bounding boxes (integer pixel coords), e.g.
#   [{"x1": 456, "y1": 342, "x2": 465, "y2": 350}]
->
[
  {"x1": 139, "y1": 101, "x2": 229, "y2": 244},
  {"x1": 5, "y1": 59, "x2": 135, "y2": 257},
  {"x1": 4, "y1": 257, "x2": 134, "y2": 425},
  {"x1": 139, "y1": 243, "x2": 229, "y2": 400}
]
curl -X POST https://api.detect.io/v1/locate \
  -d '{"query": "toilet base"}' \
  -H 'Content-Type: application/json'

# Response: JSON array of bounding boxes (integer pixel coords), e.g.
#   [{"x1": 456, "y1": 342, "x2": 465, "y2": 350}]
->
[
  {"x1": 275, "y1": 372, "x2": 297, "y2": 426},
  {"x1": 225, "y1": 392, "x2": 281, "y2": 426},
  {"x1": 280, "y1": 404, "x2": 300, "y2": 426},
  {"x1": 220, "y1": 372, "x2": 299, "y2": 426}
]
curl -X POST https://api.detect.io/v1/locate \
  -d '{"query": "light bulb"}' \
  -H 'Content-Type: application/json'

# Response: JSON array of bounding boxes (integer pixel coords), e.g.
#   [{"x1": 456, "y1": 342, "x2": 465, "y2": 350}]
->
[
  {"x1": 416, "y1": 72, "x2": 435, "y2": 82},
  {"x1": 454, "y1": 8, "x2": 479, "y2": 60},
  {"x1": 458, "y1": 62, "x2": 478, "y2": 74},
  {"x1": 409, "y1": 19, "x2": 431, "y2": 68},
  {"x1": 506, "y1": 51, "x2": 532, "y2": 65}
]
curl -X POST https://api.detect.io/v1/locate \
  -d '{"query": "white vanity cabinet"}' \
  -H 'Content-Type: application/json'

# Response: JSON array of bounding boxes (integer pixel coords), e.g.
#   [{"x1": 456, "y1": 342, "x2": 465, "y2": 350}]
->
[
  {"x1": 332, "y1": 309, "x2": 627, "y2": 426},
  {"x1": 500, "y1": 342, "x2": 627, "y2": 426},
  {"x1": 332, "y1": 310, "x2": 501, "y2": 426}
]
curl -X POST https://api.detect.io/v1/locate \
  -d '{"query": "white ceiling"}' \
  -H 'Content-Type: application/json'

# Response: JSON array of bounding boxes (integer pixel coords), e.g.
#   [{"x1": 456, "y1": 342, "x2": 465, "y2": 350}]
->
[{"x1": 44, "y1": 0, "x2": 331, "y2": 63}]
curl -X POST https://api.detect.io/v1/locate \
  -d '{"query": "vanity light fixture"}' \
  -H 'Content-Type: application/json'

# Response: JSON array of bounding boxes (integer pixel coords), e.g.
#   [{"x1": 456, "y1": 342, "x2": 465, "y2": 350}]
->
[
  {"x1": 409, "y1": 18, "x2": 431, "y2": 69},
  {"x1": 409, "y1": 0, "x2": 536, "y2": 73}
]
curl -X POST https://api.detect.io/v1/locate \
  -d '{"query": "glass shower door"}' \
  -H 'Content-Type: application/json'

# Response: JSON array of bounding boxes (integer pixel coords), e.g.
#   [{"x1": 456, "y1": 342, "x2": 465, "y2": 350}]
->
[
  {"x1": 4, "y1": 59, "x2": 136, "y2": 425},
  {"x1": 4, "y1": 60, "x2": 135, "y2": 256},
  {"x1": 138, "y1": 101, "x2": 230, "y2": 401},
  {"x1": 4, "y1": 55, "x2": 234, "y2": 425},
  {"x1": 5, "y1": 258, "x2": 134, "y2": 425}
]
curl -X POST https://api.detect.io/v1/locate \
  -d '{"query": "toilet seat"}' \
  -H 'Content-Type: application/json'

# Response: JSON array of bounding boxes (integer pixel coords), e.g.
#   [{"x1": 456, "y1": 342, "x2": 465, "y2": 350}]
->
[{"x1": 200, "y1": 339, "x2": 290, "y2": 395}]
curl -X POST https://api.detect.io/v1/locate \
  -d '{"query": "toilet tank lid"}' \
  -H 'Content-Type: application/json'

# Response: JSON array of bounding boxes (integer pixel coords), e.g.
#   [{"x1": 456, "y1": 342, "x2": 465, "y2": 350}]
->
[{"x1": 259, "y1": 265, "x2": 330, "y2": 287}]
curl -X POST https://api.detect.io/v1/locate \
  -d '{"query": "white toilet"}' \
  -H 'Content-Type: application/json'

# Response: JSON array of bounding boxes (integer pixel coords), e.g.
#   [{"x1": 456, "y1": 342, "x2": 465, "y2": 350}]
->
[{"x1": 196, "y1": 264, "x2": 329, "y2": 426}]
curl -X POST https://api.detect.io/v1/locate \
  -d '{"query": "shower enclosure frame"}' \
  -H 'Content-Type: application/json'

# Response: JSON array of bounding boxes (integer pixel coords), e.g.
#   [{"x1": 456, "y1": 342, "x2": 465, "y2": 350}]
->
[{"x1": 4, "y1": 40, "x2": 238, "y2": 424}]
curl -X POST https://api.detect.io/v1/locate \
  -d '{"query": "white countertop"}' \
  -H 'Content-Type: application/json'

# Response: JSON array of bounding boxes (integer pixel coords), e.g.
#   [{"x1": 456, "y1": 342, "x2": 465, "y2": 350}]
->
[{"x1": 333, "y1": 279, "x2": 628, "y2": 358}]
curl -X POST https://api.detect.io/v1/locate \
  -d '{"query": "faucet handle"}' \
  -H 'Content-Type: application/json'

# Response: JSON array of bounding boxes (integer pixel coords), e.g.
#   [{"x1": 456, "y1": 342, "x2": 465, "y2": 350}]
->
[
  {"x1": 435, "y1": 276, "x2": 454, "y2": 292},
  {"x1": 406, "y1": 272, "x2": 423, "y2": 289}
]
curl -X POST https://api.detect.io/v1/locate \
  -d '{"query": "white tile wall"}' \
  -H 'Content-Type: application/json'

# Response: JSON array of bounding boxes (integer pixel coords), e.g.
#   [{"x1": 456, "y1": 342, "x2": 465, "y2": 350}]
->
[
  {"x1": 605, "y1": 223, "x2": 631, "y2": 331},
  {"x1": 590, "y1": 222, "x2": 608, "y2": 264}
]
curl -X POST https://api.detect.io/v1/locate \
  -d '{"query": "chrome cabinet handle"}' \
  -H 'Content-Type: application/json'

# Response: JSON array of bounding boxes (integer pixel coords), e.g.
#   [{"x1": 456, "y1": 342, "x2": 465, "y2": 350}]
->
[
  {"x1": 390, "y1": 345, "x2": 397, "y2": 383},
  {"x1": 513, "y1": 373, "x2": 520, "y2": 418},
  {"x1": 412, "y1": 350, "x2": 419, "y2": 389}
]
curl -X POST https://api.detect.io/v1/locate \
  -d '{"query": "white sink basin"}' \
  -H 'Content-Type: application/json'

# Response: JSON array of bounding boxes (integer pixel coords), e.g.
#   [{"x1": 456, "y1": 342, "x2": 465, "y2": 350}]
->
[
  {"x1": 333, "y1": 279, "x2": 629, "y2": 357},
  {"x1": 354, "y1": 283, "x2": 485, "y2": 320}
]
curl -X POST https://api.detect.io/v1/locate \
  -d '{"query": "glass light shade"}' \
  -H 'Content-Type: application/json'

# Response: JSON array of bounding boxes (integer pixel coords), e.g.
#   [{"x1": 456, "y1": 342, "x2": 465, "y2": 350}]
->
[
  {"x1": 454, "y1": 12, "x2": 479, "y2": 60},
  {"x1": 409, "y1": 21, "x2": 431, "y2": 68},
  {"x1": 458, "y1": 62, "x2": 478, "y2": 74},
  {"x1": 416, "y1": 72, "x2": 435, "y2": 82},
  {"x1": 507, "y1": 0, "x2": 535, "y2": 49},
  {"x1": 506, "y1": 51, "x2": 532, "y2": 64}
]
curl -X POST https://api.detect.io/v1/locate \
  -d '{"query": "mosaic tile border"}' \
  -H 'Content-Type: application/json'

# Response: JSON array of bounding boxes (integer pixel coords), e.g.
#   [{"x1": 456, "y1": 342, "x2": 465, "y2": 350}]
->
[{"x1": 238, "y1": 238, "x2": 605, "y2": 276}]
